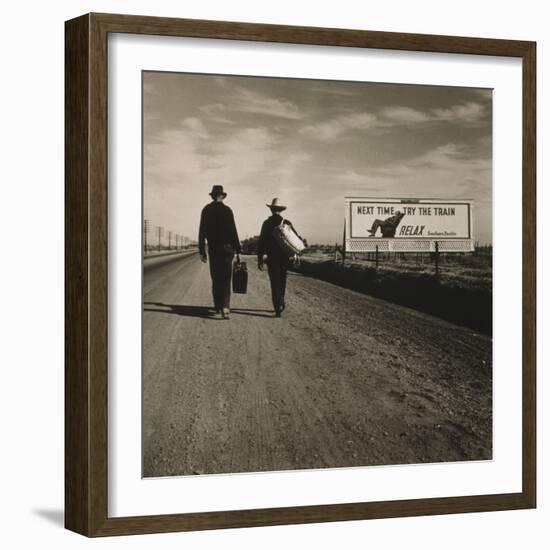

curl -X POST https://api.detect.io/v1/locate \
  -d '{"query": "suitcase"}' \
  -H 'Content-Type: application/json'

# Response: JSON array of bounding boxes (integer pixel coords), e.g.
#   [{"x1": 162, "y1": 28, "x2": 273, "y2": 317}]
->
[{"x1": 232, "y1": 260, "x2": 248, "y2": 294}]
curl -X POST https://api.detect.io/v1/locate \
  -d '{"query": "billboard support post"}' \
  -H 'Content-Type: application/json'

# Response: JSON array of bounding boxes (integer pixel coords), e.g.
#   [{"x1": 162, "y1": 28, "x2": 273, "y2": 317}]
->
[
  {"x1": 435, "y1": 241, "x2": 440, "y2": 278},
  {"x1": 341, "y1": 222, "x2": 346, "y2": 266},
  {"x1": 375, "y1": 245, "x2": 379, "y2": 269}
]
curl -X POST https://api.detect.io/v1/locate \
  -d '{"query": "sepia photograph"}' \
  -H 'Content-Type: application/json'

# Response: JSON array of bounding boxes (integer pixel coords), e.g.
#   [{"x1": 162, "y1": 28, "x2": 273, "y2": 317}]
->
[{"x1": 142, "y1": 71, "x2": 493, "y2": 478}]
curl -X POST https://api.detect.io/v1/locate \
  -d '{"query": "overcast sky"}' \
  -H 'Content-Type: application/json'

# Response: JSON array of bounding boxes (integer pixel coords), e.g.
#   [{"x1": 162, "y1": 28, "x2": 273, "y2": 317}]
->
[{"x1": 143, "y1": 72, "x2": 492, "y2": 245}]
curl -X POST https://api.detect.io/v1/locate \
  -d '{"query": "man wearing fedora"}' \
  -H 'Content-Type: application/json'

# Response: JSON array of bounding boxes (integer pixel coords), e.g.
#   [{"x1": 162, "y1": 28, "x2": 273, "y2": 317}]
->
[
  {"x1": 257, "y1": 198, "x2": 304, "y2": 318},
  {"x1": 198, "y1": 185, "x2": 241, "y2": 319}
]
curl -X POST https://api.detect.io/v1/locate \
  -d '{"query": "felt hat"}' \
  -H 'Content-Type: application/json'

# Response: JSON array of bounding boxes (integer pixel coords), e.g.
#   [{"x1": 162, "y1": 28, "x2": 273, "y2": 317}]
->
[
  {"x1": 266, "y1": 197, "x2": 286, "y2": 211},
  {"x1": 209, "y1": 185, "x2": 227, "y2": 198}
]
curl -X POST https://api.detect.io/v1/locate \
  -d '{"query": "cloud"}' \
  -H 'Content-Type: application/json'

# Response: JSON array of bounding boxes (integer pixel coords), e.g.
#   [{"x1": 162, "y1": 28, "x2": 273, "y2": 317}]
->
[
  {"x1": 200, "y1": 87, "x2": 304, "y2": 121},
  {"x1": 197, "y1": 103, "x2": 234, "y2": 124},
  {"x1": 468, "y1": 88, "x2": 493, "y2": 100},
  {"x1": 300, "y1": 101, "x2": 487, "y2": 142},
  {"x1": 143, "y1": 123, "x2": 287, "y2": 237},
  {"x1": 336, "y1": 143, "x2": 491, "y2": 201},
  {"x1": 304, "y1": 85, "x2": 357, "y2": 97},
  {"x1": 180, "y1": 117, "x2": 209, "y2": 139},
  {"x1": 198, "y1": 103, "x2": 224, "y2": 116},
  {"x1": 380, "y1": 106, "x2": 431, "y2": 124},
  {"x1": 273, "y1": 151, "x2": 311, "y2": 176},
  {"x1": 432, "y1": 102, "x2": 486, "y2": 124},
  {"x1": 145, "y1": 124, "x2": 280, "y2": 185},
  {"x1": 340, "y1": 169, "x2": 372, "y2": 184},
  {"x1": 234, "y1": 88, "x2": 304, "y2": 119},
  {"x1": 300, "y1": 112, "x2": 378, "y2": 141},
  {"x1": 143, "y1": 71, "x2": 492, "y2": 243}
]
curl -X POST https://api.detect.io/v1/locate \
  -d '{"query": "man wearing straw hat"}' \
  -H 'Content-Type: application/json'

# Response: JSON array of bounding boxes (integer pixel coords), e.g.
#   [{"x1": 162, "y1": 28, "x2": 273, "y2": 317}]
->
[
  {"x1": 198, "y1": 185, "x2": 241, "y2": 319},
  {"x1": 257, "y1": 198, "x2": 305, "y2": 318}
]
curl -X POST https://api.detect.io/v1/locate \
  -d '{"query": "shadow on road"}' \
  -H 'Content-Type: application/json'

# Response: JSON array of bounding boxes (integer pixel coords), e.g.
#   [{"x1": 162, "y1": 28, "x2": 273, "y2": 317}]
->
[{"x1": 144, "y1": 303, "x2": 274, "y2": 319}]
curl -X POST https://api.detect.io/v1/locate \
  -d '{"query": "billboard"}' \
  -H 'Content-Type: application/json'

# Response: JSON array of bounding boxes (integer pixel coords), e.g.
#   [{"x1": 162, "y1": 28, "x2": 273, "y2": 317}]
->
[{"x1": 344, "y1": 198, "x2": 474, "y2": 253}]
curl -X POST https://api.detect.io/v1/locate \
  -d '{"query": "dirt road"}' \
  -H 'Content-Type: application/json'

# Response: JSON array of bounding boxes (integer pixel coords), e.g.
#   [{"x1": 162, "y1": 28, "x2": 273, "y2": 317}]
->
[{"x1": 143, "y1": 254, "x2": 492, "y2": 477}]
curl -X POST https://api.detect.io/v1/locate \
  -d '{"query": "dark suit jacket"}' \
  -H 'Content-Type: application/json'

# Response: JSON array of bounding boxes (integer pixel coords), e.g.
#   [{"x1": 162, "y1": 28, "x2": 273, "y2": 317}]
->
[{"x1": 198, "y1": 201, "x2": 241, "y2": 256}]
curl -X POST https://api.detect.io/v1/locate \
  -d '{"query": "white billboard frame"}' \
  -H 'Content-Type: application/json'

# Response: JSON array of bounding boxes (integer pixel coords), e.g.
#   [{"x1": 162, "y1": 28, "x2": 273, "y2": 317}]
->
[{"x1": 344, "y1": 197, "x2": 475, "y2": 253}]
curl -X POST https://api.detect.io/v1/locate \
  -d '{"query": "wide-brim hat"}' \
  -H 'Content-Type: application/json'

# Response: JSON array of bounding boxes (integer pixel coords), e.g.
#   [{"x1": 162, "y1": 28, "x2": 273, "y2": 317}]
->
[
  {"x1": 209, "y1": 185, "x2": 227, "y2": 198},
  {"x1": 266, "y1": 197, "x2": 286, "y2": 211}
]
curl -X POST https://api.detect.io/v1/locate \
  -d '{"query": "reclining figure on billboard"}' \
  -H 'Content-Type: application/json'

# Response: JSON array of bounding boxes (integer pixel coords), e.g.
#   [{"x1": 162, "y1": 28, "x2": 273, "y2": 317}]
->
[{"x1": 367, "y1": 210, "x2": 405, "y2": 237}]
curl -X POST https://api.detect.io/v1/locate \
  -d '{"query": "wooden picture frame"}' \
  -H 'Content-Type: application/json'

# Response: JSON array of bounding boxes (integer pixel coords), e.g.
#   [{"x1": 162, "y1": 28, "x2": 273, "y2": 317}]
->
[{"x1": 65, "y1": 12, "x2": 536, "y2": 537}]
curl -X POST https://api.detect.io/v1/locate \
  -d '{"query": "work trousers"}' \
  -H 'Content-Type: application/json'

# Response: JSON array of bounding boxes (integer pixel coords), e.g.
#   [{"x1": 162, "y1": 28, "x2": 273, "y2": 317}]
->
[
  {"x1": 266, "y1": 256, "x2": 289, "y2": 312},
  {"x1": 208, "y1": 247, "x2": 234, "y2": 310}
]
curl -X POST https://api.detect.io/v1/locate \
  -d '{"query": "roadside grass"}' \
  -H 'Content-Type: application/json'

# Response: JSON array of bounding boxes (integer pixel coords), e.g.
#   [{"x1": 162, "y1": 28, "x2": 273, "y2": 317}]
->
[{"x1": 292, "y1": 252, "x2": 492, "y2": 335}]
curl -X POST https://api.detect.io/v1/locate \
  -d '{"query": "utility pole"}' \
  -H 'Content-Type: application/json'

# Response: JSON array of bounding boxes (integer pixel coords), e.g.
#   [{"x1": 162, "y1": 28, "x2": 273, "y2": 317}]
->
[
  {"x1": 168, "y1": 230, "x2": 172, "y2": 250},
  {"x1": 157, "y1": 226, "x2": 164, "y2": 252},
  {"x1": 143, "y1": 219, "x2": 150, "y2": 253}
]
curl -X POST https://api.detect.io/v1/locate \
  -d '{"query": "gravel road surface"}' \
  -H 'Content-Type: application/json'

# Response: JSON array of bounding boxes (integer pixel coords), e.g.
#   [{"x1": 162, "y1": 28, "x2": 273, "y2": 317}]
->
[{"x1": 143, "y1": 253, "x2": 492, "y2": 477}]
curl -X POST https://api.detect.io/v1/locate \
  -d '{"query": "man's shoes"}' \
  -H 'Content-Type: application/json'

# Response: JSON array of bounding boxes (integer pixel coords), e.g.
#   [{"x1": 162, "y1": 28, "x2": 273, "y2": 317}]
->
[{"x1": 222, "y1": 308, "x2": 230, "y2": 319}]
